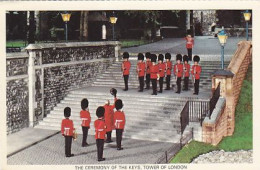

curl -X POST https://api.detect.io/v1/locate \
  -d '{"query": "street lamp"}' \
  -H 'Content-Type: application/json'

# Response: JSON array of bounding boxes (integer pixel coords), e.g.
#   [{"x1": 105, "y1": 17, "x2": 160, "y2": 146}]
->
[
  {"x1": 61, "y1": 12, "x2": 71, "y2": 42},
  {"x1": 109, "y1": 12, "x2": 118, "y2": 40},
  {"x1": 243, "y1": 10, "x2": 251, "y2": 41},
  {"x1": 217, "y1": 28, "x2": 228, "y2": 69}
]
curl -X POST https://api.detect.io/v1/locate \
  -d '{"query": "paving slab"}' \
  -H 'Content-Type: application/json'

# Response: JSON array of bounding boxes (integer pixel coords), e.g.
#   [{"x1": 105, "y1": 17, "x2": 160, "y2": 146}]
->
[{"x1": 7, "y1": 134, "x2": 177, "y2": 164}]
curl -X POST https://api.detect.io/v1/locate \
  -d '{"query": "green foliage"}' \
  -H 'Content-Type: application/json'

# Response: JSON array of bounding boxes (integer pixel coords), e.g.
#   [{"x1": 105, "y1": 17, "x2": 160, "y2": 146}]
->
[
  {"x1": 171, "y1": 141, "x2": 216, "y2": 163},
  {"x1": 120, "y1": 39, "x2": 152, "y2": 48},
  {"x1": 170, "y1": 65, "x2": 252, "y2": 163},
  {"x1": 6, "y1": 40, "x2": 26, "y2": 47}
]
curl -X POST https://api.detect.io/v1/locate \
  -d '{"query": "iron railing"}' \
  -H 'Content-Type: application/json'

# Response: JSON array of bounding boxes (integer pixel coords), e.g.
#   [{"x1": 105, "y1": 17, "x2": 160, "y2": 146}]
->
[
  {"x1": 189, "y1": 100, "x2": 210, "y2": 126},
  {"x1": 180, "y1": 102, "x2": 189, "y2": 135}
]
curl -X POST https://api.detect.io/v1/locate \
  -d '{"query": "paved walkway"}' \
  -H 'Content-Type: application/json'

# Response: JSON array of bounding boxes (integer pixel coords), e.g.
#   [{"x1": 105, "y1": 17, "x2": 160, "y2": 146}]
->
[
  {"x1": 122, "y1": 36, "x2": 244, "y2": 56},
  {"x1": 7, "y1": 133, "x2": 176, "y2": 164}
]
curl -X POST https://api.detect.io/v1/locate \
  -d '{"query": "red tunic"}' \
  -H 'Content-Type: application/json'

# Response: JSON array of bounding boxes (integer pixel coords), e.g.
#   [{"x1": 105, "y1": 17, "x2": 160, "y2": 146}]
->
[
  {"x1": 191, "y1": 65, "x2": 202, "y2": 79},
  {"x1": 150, "y1": 64, "x2": 159, "y2": 79},
  {"x1": 146, "y1": 61, "x2": 152, "y2": 74},
  {"x1": 184, "y1": 37, "x2": 194, "y2": 49},
  {"x1": 137, "y1": 62, "x2": 146, "y2": 77},
  {"x1": 61, "y1": 118, "x2": 74, "y2": 136},
  {"x1": 104, "y1": 104, "x2": 114, "y2": 132},
  {"x1": 94, "y1": 119, "x2": 106, "y2": 139},
  {"x1": 114, "y1": 110, "x2": 126, "y2": 129},
  {"x1": 122, "y1": 61, "x2": 131, "y2": 75},
  {"x1": 80, "y1": 110, "x2": 91, "y2": 127},
  {"x1": 165, "y1": 61, "x2": 172, "y2": 75},
  {"x1": 158, "y1": 63, "x2": 166, "y2": 78},
  {"x1": 183, "y1": 63, "x2": 190, "y2": 77},
  {"x1": 174, "y1": 64, "x2": 183, "y2": 78}
]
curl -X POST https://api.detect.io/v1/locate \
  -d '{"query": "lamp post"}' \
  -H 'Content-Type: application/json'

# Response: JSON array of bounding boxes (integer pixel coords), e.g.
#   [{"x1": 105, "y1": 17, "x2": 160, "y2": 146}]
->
[
  {"x1": 61, "y1": 12, "x2": 71, "y2": 42},
  {"x1": 217, "y1": 28, "x2": 228, "y2": 69},
  {"x1": 109, "y1": 12, "x2": 118, "y2": 40},
  {"x1": 243, "y1": 10, "x2": 251, "y2": 41}
]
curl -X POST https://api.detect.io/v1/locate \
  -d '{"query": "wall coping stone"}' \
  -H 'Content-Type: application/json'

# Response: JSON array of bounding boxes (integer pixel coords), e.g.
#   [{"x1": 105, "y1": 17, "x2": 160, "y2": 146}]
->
[
  {"x1": 25, "y1": 41, "x2": 121, "y2": 50},
  {"x1": 212, "y1": 69, "x2": 234, "y2": 77},
  {"x1": 6, "y1": 52, "x2": 28, "y2": 59},
  {"x1": 204, "y1": 97, "x2": 226, "y2": 124}
]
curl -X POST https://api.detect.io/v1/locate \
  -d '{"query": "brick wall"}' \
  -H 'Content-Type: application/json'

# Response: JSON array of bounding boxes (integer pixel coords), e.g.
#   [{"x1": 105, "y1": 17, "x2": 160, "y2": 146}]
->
[{"x1": 202, "y1": 41, "x2": 252, "y2": 145}]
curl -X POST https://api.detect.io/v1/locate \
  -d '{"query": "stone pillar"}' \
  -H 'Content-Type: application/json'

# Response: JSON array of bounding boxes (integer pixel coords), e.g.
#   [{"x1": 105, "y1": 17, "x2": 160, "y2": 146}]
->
[
  {"x1": 186, "y1": 10, "x2": 190, "y2": 31},
  {"x1": 212, "y1": 70, "x2": 234, "y2": 136},
  {"x1": 27, "y1": 48, "x2": 36, "y2": 127},
  {"x1": 102, "y1": 24, "x2": 106, "y2": 40}
]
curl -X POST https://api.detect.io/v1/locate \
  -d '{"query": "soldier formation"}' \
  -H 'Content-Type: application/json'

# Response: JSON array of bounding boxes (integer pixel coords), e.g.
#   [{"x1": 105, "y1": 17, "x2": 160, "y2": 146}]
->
[
  {"x1": 61, "y1": 88, "x2": 125, "y2": 161},
  {"x1": 122, "y1": 51, "x2": 202, "y2": 95}
]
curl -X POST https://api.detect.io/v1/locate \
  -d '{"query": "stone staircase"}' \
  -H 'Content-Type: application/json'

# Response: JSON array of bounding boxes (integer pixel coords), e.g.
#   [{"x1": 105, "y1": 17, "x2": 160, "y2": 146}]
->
[
  {"x1": 36, "y1": 87, "x2": 190, "y2": 143},
  {"x1": 35, "y1": 57, "x2": 229, "y2": 143},
  {"x1": 92, "y1": 58, "x2": 229, "y2": 90}
]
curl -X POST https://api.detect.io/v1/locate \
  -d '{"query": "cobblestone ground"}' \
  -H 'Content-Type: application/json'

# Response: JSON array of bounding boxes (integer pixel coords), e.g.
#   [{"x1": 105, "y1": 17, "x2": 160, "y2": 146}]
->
[
  {"x1": 191, "y1": 150, "x2": 253, "y2": 163},
  {"x1": 7, "y1": 134, "x2": 175, "y2": 165},
  {"x1": 123, "y1": 37, "x2": 244, "y2": 56}
]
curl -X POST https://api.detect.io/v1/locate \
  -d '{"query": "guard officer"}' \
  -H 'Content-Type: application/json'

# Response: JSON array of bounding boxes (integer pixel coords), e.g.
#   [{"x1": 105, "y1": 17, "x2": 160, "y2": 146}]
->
[
  {"x1": 165, "y1": 53, "x2": 172, "y2": 90},
  {"x1": 150, "y1": 54, "x2": 159, "y2": 95},
  {"x1": 183, "y1": 55, "x2": 191, "y2": 91},
  {"x1": 80, "y1": 98, "x2": 91, "y2": 147},
  {"x1": 158, "y1": 54, "x2": 166, "y2": 93},
  {"x1": 173, "y1": 54, "x2": 183, "y2": 94},
  {"x1": 191, "y1": 55, "x2": 202, "y2": 95},
  {"x1": 137, "y1": 53, "x2": 146, "y2": 92},
  {"x1": 122, "y1": 52, "x2": 131, "y2": 91},
  {"x1": 145, "y1": 52, "x2": 152, "y2": 89},
  {"x1": 114, "y1": 99, "x2": 126, "y2": 150}
]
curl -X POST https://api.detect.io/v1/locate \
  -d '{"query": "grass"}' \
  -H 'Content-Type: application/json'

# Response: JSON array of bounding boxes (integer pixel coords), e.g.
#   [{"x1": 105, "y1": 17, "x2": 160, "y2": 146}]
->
[
  {"x1": 170, "y1": 64, "x2": 252, "y2": 163},
  {"x1": 6, "y1": 40, "x2": 27, "y2": 48},
  {"x1": 120, "y1": 39, "x2": 152, "y2": 48}
]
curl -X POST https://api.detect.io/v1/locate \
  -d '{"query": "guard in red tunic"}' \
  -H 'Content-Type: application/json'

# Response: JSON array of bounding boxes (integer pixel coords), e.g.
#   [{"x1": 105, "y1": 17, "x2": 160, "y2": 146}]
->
[
  {"x1": 184, "y1": 34, "x2": 194, "y2": 61},
  {"x1": 182, "y1": 55, "x2": 191, "y2": 91},
  {"x1": 80, "y1": 98, "x2": 91, "y2": 147},
  {"x1": 94, "y1": 106, "x2": 106, "y2": 161},
  {"x1": 165, "y1": 53, "x2": 172, "y2": 90},
  {"x1": 158, "y1": 54, "x2": 166, "y2": 93},
  {"x1": 150, "y1": 54, "x2": 160, "y2": 95},
  {"x1": 61, "y1": 107, "x2": 74, "y2": 157},
  {"x1": 103, "y1": 88, "x2": 118, "y2": 143},
  {"x1": 137, "y1": 53, "x2": 146, "y2": 92},
  {"x1": 191, "y1": 55, "x2": 202, "y2": 95},
  {"x1": 174, "y1": 54, "x2": 183, "y2": 94},
  {"x1": 122, "y1": 52, "x2": 131, "y2": 91},
  {"x1": 114, "y1": 99, "x2": 126, "y2": 150},
  {"x1": 145, "y1": 52, "x2": 152, "y2": 89}
]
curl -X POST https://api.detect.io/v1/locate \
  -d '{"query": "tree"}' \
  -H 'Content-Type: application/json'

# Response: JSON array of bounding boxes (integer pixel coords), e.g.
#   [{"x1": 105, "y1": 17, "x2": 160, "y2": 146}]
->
[{"x1": 79, "y1": 11, "x2": 89, "y2": 41}]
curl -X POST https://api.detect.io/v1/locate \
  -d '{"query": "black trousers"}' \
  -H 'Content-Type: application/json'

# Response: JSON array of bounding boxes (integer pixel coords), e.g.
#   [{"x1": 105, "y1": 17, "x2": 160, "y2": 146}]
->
[
  {"x1": 145, "y1": 74, "x2": 151, "y2": 89},
  {"x1": 187, "y1": 48, "x2": 192, "y2": 61},
  {"x1": 116, "y1": 129, "x2": 123, "y2": 149},
  {"x1": 82, "y1": 126, "x2": 89, "y2": 146},
  {"x1": 166, "y1": 75, "x2": 171, "y2": 89},
  {"x1": 194, "y1": 79, "x2": 200, "y2": 94},
  {"x1": 65, "y1": 136, "x2": 73, "y2": 156},
  {"x1": 106, "y1": 131, "x2": 112, "y2": 141},
  {"x1": 159, "y1": 77, "x2": 164, "y2": 92},
  {"x1": 123, "y1": 75, "x2": 129, "y2": 90},
  {"x1": 139, "y1": 76, "x2": 144, "y2": 91},
  {"x1": 176, "y1": 77, "x2": 182, "y2": 92},
  {"x1": 184, "y1": 77, "x2": 189, "y2": 90},
  {"x1": 151, "y1": 79, "x2": 157, "y2": 94},
  {"x1": 96, "y1": 139, "x2": 104, "y2": 160}
]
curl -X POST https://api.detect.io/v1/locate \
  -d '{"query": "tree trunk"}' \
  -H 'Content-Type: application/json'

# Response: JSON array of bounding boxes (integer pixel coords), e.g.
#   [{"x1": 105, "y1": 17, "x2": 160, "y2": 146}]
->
[{"x1": 80, "y1": 11, "x2": 88, "y2": 41}]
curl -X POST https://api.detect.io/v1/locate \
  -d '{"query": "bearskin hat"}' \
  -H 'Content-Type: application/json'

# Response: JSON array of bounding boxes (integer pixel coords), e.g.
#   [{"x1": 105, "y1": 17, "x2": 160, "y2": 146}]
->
[
  {"x1": 81, "y1": 98, "x2": 89, "y2": 110},
  {"x1": 123, "y1": 52, "x2": 129, "y2": 59},
  {"x1": 151, "y1": 54, "x2": 157, "y2": 63},
  {"x1": 176, "y1": 54, "x2": 182, "y2": 61},
  {"x1": 64, "y1": 107, "x2": 71, "y2": 118},
  {"x1": 183, "y1": 55, "x2": 189, "y2": 62},
  {"x1": 115, "y1": 99, "x2": 123, "y2": 110},
  {"x1": 193, "y1": 55, "x2": 200, "y2": 62},
  {"x1": 165, "y1": 53, "x2": 171, "y2": 60},
  {"x1": 96, "y1": 106, "x2": 105, "y2": 118},
  {"x1": 110, "y1": 88, "x2": 117, "y2": 97},
  {"x1": 138, "y1": 53, "x2": 144, "y2": 61},
  {"x1": 145, "y1": 52, "x2": 151, "y2": 59},
  {"x1": 158, "y1": 54, "x2": 164, "y2": 62}
]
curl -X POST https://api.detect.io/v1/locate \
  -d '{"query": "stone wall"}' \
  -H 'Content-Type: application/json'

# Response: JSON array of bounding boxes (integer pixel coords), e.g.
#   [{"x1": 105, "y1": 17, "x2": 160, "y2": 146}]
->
[
  {"x1": 6, "y1": 53, "x2": 29, "y2": 134},
  {"x1": 6, "y1": 41, "x2": 120, "y2": 134},
  {"x1": 202, "y1": 41, "x2": 252, "y2": 145}
]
